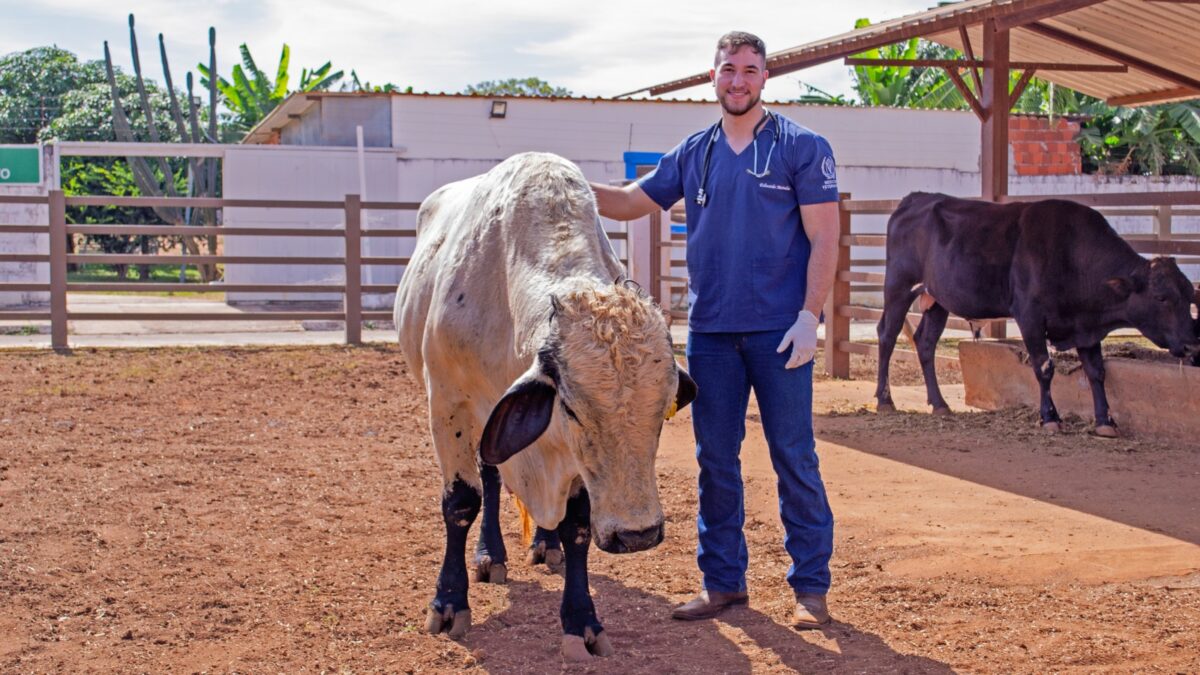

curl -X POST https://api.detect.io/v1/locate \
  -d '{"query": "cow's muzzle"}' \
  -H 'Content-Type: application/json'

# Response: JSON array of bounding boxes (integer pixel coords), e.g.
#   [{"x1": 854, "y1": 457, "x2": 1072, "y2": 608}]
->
[{"x1": 597, "y1": 521, "x2": 664, "y2": 554}]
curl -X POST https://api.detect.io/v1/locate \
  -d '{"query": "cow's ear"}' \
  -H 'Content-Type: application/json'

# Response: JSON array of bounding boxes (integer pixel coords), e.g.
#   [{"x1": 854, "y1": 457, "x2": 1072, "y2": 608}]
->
[
  {"x1": 479, "y1": 377, "x2": 556, "y2": 465},
  {"x1": 1105, "y1": 276, "x2": 1134, "y2": 299},
  {"x1": 675, "y1": 366, "x2": 698, "y2": 412}
]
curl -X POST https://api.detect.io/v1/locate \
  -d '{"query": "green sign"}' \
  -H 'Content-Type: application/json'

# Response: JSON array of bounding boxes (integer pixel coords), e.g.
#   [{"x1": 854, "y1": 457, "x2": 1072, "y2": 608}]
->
[{"x1": 0, "y1": 146, "x2": 42, "y2": 185}]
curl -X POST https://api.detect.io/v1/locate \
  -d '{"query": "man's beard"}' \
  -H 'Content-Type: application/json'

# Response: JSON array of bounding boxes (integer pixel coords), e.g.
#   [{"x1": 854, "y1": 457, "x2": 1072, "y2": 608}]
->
[{"x1": 719, "y1": 89, "x2": 760, "y2": 116}]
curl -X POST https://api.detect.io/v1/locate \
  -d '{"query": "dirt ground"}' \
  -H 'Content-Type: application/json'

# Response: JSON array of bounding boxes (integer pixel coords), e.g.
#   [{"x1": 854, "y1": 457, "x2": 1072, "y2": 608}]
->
[{"x1": 1, "y1": 345, "x2": 1197, "y2": 673}]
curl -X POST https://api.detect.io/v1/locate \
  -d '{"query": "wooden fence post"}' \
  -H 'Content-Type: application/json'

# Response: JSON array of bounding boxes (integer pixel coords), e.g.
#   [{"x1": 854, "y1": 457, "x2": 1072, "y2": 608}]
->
[
  {"x1": 825, "y1": 194, "x2": 851, "y2": 378},
  {"x1": 648, "y1": 210, "x2": 663, "y2": 307},
  {"x1": 344, "y1": 194, "x2": 362, "y2": 346},
  {"x1": 49, "y1": 190, "x2": 69, "y2": 351}
]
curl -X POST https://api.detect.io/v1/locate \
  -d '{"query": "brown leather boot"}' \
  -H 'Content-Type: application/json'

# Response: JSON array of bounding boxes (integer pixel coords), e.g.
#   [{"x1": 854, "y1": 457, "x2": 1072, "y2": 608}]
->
[
  {"x1": 793, "y1": 592, "x2": 831, "y2": 629},
  {"x1": 671, "y1": 590, "x2": 749, "y2": 620}
]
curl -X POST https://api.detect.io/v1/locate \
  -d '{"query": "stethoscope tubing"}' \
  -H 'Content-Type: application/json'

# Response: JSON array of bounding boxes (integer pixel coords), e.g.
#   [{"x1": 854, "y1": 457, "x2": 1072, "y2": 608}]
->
[{"x1": 695, "y1": 110, "x2": 779, "y2": 208}]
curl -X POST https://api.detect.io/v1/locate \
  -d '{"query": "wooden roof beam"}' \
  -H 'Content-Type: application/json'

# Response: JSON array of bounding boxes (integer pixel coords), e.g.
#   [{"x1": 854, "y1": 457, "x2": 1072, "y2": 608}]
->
[
  {"x1": 1107, "y1": 86, "x2": 1199, "y2": 106},
  {"x1": 994, "y1": 0, "x2": 1111, "y2": 30},
  {"x1": 844, "y1": 58, "x2": 1126, "y2": 72},
  {"x1": 626, "y1": 0, "x2": 1112, "y2": 96},
  {"x1": 1024, "y1": 21, "x2": 1200, "y2": 92}
]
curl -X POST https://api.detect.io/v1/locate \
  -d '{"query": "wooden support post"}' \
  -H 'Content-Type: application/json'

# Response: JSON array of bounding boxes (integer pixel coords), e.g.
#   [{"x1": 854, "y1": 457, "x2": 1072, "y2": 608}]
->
[
  {"x1": 981, "y1": 19, "x2": 1011, "y2": 202},
  {"x1": 343, "y1": 194, "x2": 362, "y2": 346},
  {"x1": 648, "y1": 210, "x2": 663, "y2": 306},
  {"x1": 49, "y1": 190, "x2": 69, "y2": 351},
  {"x1": 1154, "y1": 204, "x2": 1173, "y2": 238},
  {"x1": 825, "y1": 194, "x2": 852, "y2": 379}
]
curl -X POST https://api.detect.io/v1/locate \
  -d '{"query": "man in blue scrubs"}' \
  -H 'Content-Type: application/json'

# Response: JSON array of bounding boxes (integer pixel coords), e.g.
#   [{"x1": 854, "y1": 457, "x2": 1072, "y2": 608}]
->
[{"x1": 591, "y1": 31, "x2": 840, "y2": 629}]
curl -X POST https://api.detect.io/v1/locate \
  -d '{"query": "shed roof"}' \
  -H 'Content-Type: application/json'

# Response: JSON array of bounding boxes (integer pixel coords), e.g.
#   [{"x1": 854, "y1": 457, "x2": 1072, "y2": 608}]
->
[{"x1": 623, "y1": 0, "x2": 1200, "y2": 106}]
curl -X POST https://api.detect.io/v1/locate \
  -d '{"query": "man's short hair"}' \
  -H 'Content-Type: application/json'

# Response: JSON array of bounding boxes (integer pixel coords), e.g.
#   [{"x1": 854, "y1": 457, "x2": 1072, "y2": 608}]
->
[{"x1": 714, "y1": 31, "x2": 767, "y2": 67}]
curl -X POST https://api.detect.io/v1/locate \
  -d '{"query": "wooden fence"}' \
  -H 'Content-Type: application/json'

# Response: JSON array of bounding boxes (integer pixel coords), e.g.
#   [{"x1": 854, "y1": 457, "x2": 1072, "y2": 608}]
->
[
  {"x1": 646, "y1": 192, "x2": 1200, "y2": 379},
  {"x1": 0, "y1": 191, "x2": 632, "y2": 350}
]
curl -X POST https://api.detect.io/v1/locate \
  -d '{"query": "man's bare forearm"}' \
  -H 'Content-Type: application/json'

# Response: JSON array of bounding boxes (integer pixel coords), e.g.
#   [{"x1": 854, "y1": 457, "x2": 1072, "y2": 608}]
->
[
  {"x1": 590, "y1": 182, "x2": 661, "y2": 222},
  {"x1": 801, "y1": 201, "x2": 841, "y2": 317}
]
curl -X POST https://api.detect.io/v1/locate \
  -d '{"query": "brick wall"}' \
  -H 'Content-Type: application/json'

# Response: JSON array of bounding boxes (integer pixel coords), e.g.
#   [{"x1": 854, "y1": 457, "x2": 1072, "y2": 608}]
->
[{"x1": 1010, "y1": 115, "x2": 1081, "y2": 176}]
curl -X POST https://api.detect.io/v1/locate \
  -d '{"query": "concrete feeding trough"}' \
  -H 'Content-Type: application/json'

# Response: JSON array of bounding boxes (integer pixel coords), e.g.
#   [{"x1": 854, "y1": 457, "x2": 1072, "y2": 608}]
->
[{"x1": 960, "y1": 340, "x2": 1200, "y2": 443}]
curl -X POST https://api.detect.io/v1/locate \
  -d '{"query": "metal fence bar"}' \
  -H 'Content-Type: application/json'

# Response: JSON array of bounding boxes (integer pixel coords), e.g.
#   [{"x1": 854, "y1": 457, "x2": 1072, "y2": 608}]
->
[
  {"x1": 66, "y1": 254, "x2": 346, "y2": 265},
  {"x1": 68, "y1": 283, "x2": 346, "y2": 293},
  {"x1": 48, "y1": 190, "x2": 68, "y2": 350},
  {"x1": 344, "y1": 194, "x2": 362, "y2": 346}
]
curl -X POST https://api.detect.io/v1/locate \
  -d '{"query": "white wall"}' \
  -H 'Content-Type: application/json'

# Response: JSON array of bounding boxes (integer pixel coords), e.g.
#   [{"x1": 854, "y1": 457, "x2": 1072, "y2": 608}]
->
[
  {"x1": 390, "y1": 95, "x2": 981, "y2": 172},
  {"x1": 0, "y1": 145, "x2": 55, "y2": 308}
]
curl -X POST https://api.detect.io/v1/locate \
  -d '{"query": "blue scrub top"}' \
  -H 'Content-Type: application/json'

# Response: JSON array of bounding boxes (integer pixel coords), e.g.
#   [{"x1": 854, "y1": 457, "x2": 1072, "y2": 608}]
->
[{"x1": 638, "y1": 112, "x2": 839, "y2": 333}]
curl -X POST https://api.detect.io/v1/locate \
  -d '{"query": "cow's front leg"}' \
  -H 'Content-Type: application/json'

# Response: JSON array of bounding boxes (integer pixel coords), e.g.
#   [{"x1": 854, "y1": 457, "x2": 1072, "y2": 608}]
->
[
  {"x1": 1025, "y1": 339, "x2": 1062, "y2": 431},
  {"x1": 426, "y1": 477, "x2": 480, "y2": 639},
  {"x1": 557, "y1": 488, "x2": 613, "y2": 661},
  {"x1": 527, "y1": 526, "x2": 564, "y2": 571},
  {"x1": 473, "y1": 463, "x2": 508, "y2": 583},
  {"x1": 1077, "y1": 344, "x2": 1118, "y2": 437}
]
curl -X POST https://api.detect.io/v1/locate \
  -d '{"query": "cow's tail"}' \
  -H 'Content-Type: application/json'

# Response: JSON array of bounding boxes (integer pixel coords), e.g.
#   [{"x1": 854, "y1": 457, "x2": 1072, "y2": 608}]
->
[{"x1": 513, "y1": 494, "x2": 534, "y2": 547}]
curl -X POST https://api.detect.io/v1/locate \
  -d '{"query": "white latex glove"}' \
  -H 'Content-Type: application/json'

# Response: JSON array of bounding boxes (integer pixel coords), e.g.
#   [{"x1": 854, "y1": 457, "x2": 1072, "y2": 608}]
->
[{"x1": 776, "y1": 310, "x2": 820, "y2": 369}]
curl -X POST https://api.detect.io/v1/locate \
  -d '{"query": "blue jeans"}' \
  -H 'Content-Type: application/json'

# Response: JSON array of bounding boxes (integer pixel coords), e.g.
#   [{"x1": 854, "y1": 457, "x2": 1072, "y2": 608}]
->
[{"x1": 686, "y1": 329, "x2": 834, "y2": 596}]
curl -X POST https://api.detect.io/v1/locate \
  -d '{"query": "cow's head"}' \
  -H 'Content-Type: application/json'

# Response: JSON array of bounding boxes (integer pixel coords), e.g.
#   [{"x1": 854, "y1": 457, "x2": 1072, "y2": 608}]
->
[
  {"x1": 1108, "y1": 257, "x2": 1200, "y2": 358},
  {"x1": 479, "y1": 284, "x2": 696, "y2": 554}
]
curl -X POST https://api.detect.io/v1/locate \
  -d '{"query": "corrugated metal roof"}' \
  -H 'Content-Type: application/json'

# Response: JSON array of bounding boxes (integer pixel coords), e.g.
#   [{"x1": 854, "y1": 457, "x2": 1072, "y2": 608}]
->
[{"x1": 628, "y1": 0, "x2": 1200, "y2": 106}]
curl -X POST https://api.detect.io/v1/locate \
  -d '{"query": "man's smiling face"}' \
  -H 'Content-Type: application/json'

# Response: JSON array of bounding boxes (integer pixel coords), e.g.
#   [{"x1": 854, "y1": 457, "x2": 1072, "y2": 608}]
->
[{"x1": 711, "y1": 46, "x2": 768, "y2": 117}]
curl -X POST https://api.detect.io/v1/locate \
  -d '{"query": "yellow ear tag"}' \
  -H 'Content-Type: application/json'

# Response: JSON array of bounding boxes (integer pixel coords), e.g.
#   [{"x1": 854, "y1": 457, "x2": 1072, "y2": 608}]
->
[{"x1": 664, "y1": 400, "x2": 679, "y2": 420}]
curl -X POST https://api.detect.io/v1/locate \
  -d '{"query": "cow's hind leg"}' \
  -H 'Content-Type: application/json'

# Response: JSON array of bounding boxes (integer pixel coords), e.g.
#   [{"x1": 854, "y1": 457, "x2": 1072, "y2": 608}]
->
[
  {"x1": 557, "y1": 488, "x2": 613, "y2": 661},
  {"x1": 914, "y1": 303, "x2": 952, "y2": 414},
  {"x1": 473, "y1": 463, "x2": 508, "y2": 583},
  {"x1": 425, "y1": 477, "x2": 480, "y2": 639},
  {"x1": 876, "y1": 282, "x2": 920, "y2": 413},
  {"x1": 527, "y1": 526, "x2": 564, "y2": 572},
  {"x1": 1077, "y1": 344, "x2": 1119, "y2": 437}
]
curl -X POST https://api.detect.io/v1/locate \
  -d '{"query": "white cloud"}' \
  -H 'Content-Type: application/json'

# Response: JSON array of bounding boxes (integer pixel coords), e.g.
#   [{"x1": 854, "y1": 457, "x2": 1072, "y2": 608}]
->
[{"x1": 1, "y1": 0, "x2": 937, "y2": 98}]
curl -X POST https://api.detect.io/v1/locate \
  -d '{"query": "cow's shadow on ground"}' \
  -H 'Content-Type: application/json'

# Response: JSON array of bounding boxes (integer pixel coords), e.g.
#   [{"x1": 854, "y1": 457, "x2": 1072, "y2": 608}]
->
[
  {"x1": 814, "y1": 407, "x2": 1200, "y2": 545},
  {"x1": 462, "y1": 573, "x2": 953, "y2": 673}
]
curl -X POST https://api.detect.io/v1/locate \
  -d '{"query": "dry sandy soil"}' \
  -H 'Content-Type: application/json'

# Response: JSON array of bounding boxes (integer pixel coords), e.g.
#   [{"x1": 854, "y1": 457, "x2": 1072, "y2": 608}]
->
[{"x1": 1, "y1": 345, "x2": 1197, "y2": 673}]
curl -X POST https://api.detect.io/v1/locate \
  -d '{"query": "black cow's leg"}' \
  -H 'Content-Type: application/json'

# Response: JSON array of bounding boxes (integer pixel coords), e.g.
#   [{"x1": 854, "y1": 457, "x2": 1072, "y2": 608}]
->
[
  {"x1": 1077, "y1": 344, "x2": 1119, "y2": 437},
  {"x1": 1024, "y1": 336, "x2": 1062, "y2": 430},
  {"x1": 473, "y1": 463, "x2": 508, "y2": 583},
  {"x1": 876, "y1": 284, "x2": 919, "y2": 412},
  {"x1": 528, "y1": 526, "x2": 564, "y2": 571},
  {"x1": 914, "y1": 303, "x2": 951, "y2": 413},
  {"x1": 425, "y1": 478, "x2": 480, "y2": 639},
  {"x1": 557, "y1": 488, "x2": 613, "y2": 661}
]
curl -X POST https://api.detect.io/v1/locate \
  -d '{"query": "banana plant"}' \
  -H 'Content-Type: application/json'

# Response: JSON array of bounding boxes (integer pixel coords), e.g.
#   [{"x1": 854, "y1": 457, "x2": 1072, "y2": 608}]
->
[{"x1": 197, "y1": 44, "x2": 343, "y2": 134}]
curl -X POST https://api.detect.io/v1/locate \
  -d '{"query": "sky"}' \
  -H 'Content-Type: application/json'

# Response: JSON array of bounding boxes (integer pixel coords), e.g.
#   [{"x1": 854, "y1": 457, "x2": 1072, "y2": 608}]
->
[{"x1": 0, "y1": 0, "x2": 939, "y2": 101}]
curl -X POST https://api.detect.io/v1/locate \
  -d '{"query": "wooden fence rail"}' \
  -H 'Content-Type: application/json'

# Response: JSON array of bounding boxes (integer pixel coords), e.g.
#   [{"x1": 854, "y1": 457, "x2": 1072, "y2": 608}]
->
[{"x1": 0, "y1": 191, "x2": 419, "y2": 350}]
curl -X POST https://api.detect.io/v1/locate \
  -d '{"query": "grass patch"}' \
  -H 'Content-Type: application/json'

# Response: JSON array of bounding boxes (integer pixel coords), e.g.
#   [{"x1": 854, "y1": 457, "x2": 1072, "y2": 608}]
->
[{"x1": 67, "y1": 264, "x2": 224, "y2": 299}]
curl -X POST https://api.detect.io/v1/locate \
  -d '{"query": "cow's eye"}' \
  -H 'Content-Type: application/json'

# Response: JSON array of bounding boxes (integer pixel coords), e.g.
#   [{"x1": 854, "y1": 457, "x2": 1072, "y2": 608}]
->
[
  {"x1": 559, "y1": 400, "x2": 580, "y2": 424},
  {"x1": 1154, "y1": 295, "x2": 1169, "y2": 303}
]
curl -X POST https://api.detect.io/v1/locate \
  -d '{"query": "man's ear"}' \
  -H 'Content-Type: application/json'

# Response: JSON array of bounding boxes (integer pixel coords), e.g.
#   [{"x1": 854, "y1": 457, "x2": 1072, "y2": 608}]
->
[
  {"x1": 675, "y1": 366, "x2": 698, "y2": 412},
  {"x1": 479, "y1": 375, "x2": 556, "y2": 465}
]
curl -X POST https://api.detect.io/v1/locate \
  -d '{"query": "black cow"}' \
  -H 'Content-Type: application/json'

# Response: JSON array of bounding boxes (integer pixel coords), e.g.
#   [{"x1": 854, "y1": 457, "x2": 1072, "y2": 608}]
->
[{"x1": 876, "y1": 192, "x2": 1199, "y2": 436}]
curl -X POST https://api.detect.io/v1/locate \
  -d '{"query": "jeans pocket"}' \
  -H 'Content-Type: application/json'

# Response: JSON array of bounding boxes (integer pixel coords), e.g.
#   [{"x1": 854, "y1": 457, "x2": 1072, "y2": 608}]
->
[{"x1": 751, "y1": 257, "x2": 804, "y2": 321}]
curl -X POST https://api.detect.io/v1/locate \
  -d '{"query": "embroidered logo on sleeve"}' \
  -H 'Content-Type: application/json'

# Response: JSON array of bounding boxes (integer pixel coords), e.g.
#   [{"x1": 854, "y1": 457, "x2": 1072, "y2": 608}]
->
[{"x1": 820, "y1": 155, "x2": 837, "y2": 190}]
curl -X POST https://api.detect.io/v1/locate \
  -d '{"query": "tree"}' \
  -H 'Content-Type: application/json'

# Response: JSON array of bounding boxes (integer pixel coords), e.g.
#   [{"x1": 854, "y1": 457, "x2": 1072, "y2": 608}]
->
[
  {"x1": 463, "y1": 77, "x2": 572, "y2": 97},
  {"x1": 0, "y1": 47, "x2": 107, "y2": 143},
  {"x1": 197, "y1": 44, "x2": 343, "y2": 135}
]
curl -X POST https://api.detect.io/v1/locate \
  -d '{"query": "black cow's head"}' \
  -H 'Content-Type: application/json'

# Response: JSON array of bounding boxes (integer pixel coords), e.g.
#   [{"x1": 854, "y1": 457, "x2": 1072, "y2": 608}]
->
[{"x1": 1108, "y1": 257, "x2": 1199, "y2": 359}]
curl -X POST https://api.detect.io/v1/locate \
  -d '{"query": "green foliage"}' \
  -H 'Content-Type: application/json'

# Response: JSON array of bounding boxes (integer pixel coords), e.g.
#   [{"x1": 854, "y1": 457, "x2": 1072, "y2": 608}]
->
[
  {"x1": 1078, "y1": 101, "x2": 1200, "y2": 175},
  {"x1": 0, "y1": 47, "x2": 107, "y2": 143},
  {"x1": 462, "y1": 77, "x2": 572, "y2": 97},
  {"x1": 849, "y1": 18, "x2": 922, "y2": 107},
  {"x1": 343, "y1": 70, "x2": 411, "y2": 93},
  {"x1": 197, "y1": 43, "x2": 344, "y2": 135}
]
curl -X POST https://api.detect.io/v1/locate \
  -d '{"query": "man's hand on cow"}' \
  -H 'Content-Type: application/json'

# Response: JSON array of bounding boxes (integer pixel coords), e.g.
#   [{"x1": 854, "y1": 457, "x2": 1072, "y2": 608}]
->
[{"x1": 776, "y1": 310, "x2": 820, "y2": 369}]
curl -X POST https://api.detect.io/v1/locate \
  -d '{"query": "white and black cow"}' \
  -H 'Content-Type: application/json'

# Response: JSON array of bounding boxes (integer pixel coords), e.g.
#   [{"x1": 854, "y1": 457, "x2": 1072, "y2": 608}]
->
[
  {"x1": 394, "y1": 152, "x2": 695, "y2": 660},
  {"x1": 876, "y1": 192, "x2": 1199, "y2": 435}
]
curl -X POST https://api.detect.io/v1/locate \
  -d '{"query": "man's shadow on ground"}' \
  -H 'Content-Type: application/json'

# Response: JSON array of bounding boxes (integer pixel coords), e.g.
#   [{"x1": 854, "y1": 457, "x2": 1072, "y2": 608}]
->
[{"x1": 461, "y1": 572, "x2": 954, "y2": 673}]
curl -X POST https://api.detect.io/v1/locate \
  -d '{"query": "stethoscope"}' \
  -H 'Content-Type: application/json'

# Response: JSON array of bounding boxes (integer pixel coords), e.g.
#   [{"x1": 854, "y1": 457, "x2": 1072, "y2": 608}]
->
[{"x1": 695, "y1": 110, "x2": 779, "y2": 208}]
